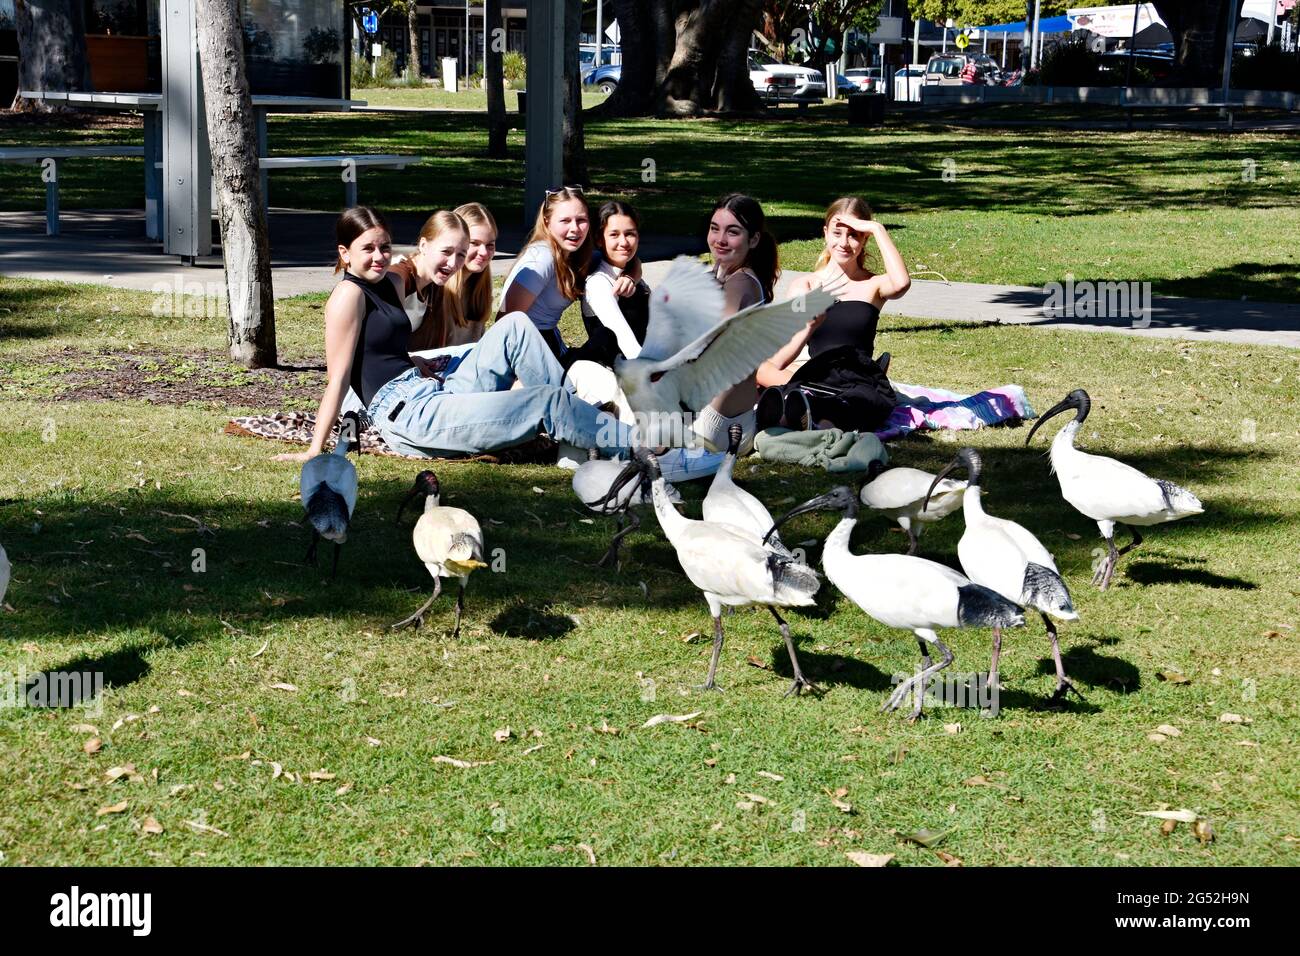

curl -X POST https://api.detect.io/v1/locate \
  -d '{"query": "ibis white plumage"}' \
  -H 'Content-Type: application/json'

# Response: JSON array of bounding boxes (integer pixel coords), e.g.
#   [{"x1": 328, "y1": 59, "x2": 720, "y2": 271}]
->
[
  {"x1": 599, "y1": 449, "x2": 821, "y2": 696},
  {"x1": 858, "y1": 459, "x2": 967, "y2": 555},
  {"x1": 768, "y1": 487, "x2": 1025, "y2": 721},
  {"x1": 574, "y1": 449, "x2": 682, "y2": 568},
  {"x1": 614, "y1": 256, "x2": 843, "y2": 448},
  {"x1": 926, "y1": 448, "x2": 1080, "y2": 701},
  {"x1": 702, "y1": 423, "x2": 792, "y2": 557},
  {"x1": 391, "y1": 470, "x2": 487, "y2": 637},
  {"x1": 300, "y1": 411, "x2": 360, "y2": 576},
  {"x1": 1027, "y1": 389, "x2": 1204, "y2": 590}
]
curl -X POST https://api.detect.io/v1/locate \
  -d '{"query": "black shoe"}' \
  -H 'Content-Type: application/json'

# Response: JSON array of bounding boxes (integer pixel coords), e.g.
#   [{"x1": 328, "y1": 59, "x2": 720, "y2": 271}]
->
[
  {"x1": 875, "y1": 352, "x2": 891, "y2": 376},
  {"x1": 756, "y1": 386, "x2": 785, "y2": 432},
  {"x1": 784, "y1": 390, "x2": 813, "y2": 431}
]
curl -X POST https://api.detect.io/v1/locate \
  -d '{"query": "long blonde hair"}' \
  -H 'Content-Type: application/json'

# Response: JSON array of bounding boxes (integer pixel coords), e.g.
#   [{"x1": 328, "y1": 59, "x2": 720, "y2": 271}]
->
[
  {"x1": 406, "y1": 209, "x2": 468, "y2": 351},
  {"x1": 526, "y1": 187, "x2": 591, "y2": 301},
  {"x1": 445, "y1": 202, "x2": 497, "y2": 330},
  {"x1": 814, "y1": 197, "x2": 874, "y2": 273}
]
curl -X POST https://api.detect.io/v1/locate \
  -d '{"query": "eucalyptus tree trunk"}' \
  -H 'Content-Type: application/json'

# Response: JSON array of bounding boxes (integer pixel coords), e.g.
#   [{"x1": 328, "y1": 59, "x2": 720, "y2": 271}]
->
[
  {"x1": 563, "y1": 0, "x2": 588, "y2": 184},
  {"x1": 195, "y1": 0, "x2": 278, "y2": 368},
  {"x1": 485, "y1": 0, "x2": 508, "y2": 157},
  {"x1": 406, "y1": 2, "x2": 420, "y2": 78},
  {"x1": 11, "y1": 0, "x2": 91, "y2": 111}
]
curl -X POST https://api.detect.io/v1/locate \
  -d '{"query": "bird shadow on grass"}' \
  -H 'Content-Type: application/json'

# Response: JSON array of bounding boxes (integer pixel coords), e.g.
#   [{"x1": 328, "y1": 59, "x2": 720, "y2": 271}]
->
[
  {"x1": 488, "y1": 600, "x2": 576, "y2": 641},
  {"x1": 1037, "y1": 642, "x2": 1142, "y2": 697},
  {"x1": 1124, "y1": 561, "x2": 1256, "y2": 590},
  {"x1": 19, "y1": 644, "x2": 152, "y2": 709},
  {"x1": 768, "y1": 647, "x2": 895, "y2": 693}
]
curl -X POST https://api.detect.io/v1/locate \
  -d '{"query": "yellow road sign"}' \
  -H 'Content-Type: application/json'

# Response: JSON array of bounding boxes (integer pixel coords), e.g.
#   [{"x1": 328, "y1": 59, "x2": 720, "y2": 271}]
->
[{"x1": 955, "y1": 32, "x2": 969, "y2": 50}]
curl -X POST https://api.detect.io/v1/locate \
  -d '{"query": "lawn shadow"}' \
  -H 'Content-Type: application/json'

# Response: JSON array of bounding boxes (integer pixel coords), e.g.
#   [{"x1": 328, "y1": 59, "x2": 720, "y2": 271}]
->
[
  {"x1": 1123, "y1": 561, "x2": 1257, "y2": 590},
  {"x1": 1038, "y1": 641, "x2": 1142, "y2": 696},
  {"x1": 769, "y1": 646, "x2": 895, "y2": 693},
  {"x1": 18, "y1": 643, "x2": 153, "y2": 709},
  {"x1": 488, "y1": 600, "x2": 577, "y2": 640}
]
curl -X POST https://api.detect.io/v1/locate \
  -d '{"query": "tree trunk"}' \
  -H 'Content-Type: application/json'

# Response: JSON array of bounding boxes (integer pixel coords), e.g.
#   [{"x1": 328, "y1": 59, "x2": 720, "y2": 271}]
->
[
  {"x1": 598, "y1": 0, "x2": 763, "y2": 117},
  {"x1": 563, "y1": 0, "x2": 588, "y2": 185},
  {"x1": 195, "y1": 0, "x2": 278, "y2": 369},
  {"x1": 484, "y1": 0, "x2": 507, "y2": 158},
  {"x1": 406, "y1": 3, "x2": 420, "y2": 79},
  {"x1": 1152, "y1": 0, "x2": 1231, "y2": 85},
  {"x1": 11, "y1": 0, "x2": 92, "y2": 111}
]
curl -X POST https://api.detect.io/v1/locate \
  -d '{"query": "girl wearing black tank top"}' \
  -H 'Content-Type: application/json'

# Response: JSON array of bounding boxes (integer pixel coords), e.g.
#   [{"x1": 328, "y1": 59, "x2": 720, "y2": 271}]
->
[{"x1": 757, "y1": 197, "x2": 911, "y2": 433}]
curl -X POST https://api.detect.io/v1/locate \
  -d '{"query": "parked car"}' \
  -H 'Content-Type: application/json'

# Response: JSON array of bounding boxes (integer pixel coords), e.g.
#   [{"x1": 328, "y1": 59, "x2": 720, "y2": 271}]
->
[
  {"x1": 583, "y1": 63, "x2": 621, "y2": 94},
  {"x1": 1097, "y1": 51, "x2": 1175, "y2": 81},
  {"x1": 835, "y1": 73, "x2": 858, "y2": 94},
  {"x1": 844, "y1": 66, "x2": 883, "y2": 92},
  {"x1": 924, "y1": 53, "x2": 997, "y2": 85},
  {"x1": 893, "y1": 65, "x2": 925, "y2": 102},
  {"x1": 748, "y1": 48, "x2": 826, "y2": 102}
]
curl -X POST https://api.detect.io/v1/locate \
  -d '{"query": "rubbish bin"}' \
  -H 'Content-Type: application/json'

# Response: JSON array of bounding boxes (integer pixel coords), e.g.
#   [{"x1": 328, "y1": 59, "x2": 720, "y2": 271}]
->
[
  {"x1": 441, "y1": 57, "x2": 459, "y2": 93},
  {"x1": 516, "y1": 90, "x2": 526, "y2": 114},
  {"x1": 847, "y1": 92, "x2": 886, "y2": 126}
]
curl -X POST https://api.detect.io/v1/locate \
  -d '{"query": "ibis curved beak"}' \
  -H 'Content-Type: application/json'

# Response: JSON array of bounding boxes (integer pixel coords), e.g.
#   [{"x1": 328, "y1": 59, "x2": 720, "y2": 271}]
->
[
  {"x1": 764, "y1": 491, "x2": 838, "y2": 546},
  {"x1": 584, "y1": 458, "x2": 642, "y2": 515},
  {"x1": 922, "y1": 460, "x2": 960, "y2": 514},
  {"x1": 1026, "y1": 396, "x2": 1077, "y2": 446},
  {"x1": 395, "y1": 489, "x2": 421, "y2": 525}
]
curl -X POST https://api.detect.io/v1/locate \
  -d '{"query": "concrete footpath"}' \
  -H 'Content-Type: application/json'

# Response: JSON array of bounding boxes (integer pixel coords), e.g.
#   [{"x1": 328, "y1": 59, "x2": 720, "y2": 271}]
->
[{"x1": 2, "y1": 209, "x2": 1297, "y2": 349}]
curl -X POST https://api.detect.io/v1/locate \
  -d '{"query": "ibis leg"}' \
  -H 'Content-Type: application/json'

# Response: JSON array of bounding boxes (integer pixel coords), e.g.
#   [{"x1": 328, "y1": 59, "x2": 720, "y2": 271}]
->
[
  {"x1": 697, "y1": 615, "x2": 726, "y2": 692},
  {"x1": 305, "y1": 531, "x2": 319, "y2": 566},
  {"x1": 772, "y1": 606, "x2": 820, "y2": 698},
  {"x1": 1044, "y1": 613, "x2": 1083, "y2": 702},
  {"x1": 598, "y1": 510, "x2": 639, "y2": 569},
  {"x1": 1095, "y1": 535, "x2": 1119, "y2": 590},
  {"x1": 987, "y1": 626, "x2": 1003, "y2": 691},
  {"x1": 451, "y1": 583, "x2": 466, "y2": 640},
  {"x1": 917, "y1": 638, "x2": 932, "y2": 672},
  {"x1": 391, "y1": 575, "x2": 442, "y2": 631},
  {"x1": 905, "y1": 526, "x2": 920, "y2": 556},
  {"x1": 1117, "y1": 526, "x2": 1144, "y2": 556},
  {"x1": 882, "y1": 638, "x2": 953, "y2": 721}
]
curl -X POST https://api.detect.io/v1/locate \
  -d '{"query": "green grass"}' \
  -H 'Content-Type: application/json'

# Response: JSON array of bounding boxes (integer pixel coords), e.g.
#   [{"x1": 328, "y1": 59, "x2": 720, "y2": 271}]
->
[
  {"x1": 356, "y1": 85, "x2": 609, "y2": 111},
  {"x1": 2, "y1": 110, "x2": 1297, "y2": 301},
  {"x1": 1, "y1": 277, "x2": 1298, "y2": 865}
]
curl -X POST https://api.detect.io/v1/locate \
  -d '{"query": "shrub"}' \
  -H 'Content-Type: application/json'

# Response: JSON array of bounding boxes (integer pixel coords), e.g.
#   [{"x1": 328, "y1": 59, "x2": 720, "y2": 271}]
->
[
  {"x1": 1039, "y1": 34, "x2": 1106, "y2": 86},
  {"x1": 352, "y1": 51, "x2": 397, "y2": 88},
  {"x1": 503, "y1": 51, "x2": 527, "y2": 85},
  {"x1": 1232, "y1": 42, "x2": 1300, "y2": 93}
]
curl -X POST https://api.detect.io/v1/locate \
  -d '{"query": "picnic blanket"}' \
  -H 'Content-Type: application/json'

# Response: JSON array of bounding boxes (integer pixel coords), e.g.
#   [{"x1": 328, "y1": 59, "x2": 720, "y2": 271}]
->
[{"x1": 880, "y1": 382, "x2": 1035, "y2": 442}]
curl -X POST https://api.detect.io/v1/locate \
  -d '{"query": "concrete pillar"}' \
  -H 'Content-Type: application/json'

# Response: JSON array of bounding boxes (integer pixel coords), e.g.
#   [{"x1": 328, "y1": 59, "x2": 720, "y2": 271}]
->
[
  {"x1": 524, "y1": 0, "x2": 564, "y2": 224},
  {"x1": 161, "y1": 0, "x2": 211, "y2": 259}
]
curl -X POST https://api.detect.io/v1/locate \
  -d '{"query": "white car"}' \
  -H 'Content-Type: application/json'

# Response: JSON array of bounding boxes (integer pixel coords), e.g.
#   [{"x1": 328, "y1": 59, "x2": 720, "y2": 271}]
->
[
  {"x1": 844, "y1": 67, "x2": 882, "y2": 93},
  {"x1": 748, "y1": 48, "x2": 826, "y2": 102},
  {"x1": 893, "y1": 66, "x2": 924, "y2": 102}
]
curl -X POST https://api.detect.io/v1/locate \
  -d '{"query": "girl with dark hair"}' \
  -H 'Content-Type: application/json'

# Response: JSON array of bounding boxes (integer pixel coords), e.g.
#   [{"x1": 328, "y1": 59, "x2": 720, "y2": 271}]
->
[
  {"x1": 274, "y1": 206, "x2": 632, "y2": 464},
  {"x1": 756, "y1": 197, "x2": 910, "y2": 432},
  {"x1": 498, "y1": 186, "x2": 593, "y2": 359},
  {"x1": 691, "y1": 193, "x2": 781, "y2": 453}
]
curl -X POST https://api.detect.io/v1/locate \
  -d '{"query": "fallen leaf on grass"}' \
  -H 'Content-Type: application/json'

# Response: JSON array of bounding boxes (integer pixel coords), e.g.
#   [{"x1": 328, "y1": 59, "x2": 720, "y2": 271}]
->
[
  {"x1": 66, "y1": 782, "x2": 89, "y2": 791},
  {"x1": 943, "y1": 723, "x2": 961, "y2": 734},
  {"x1": 1234, "y1": 740, "x2": 1260, "y2": 747},
  {"x1": 846, "y1": 851, "x2": 894, "y2": 867},
  {"x1": 1218, "y1": 713, "x2": 1251, "y2": 724},
  {"x1": 1160, "y1": 819, "x2": 1178, "y2": 836},
  {"x1": 110, "y1": 714, "x2": 141, "y2": 732},
  {"x1": 362, "y1": 736, "x2": 382, "y2": 748},
  {"x1": 140, "y1": 816, "x2": 164, "y2": 835},
  {"x1": 185, "y1": 819, "x2": 229, "y2": 837},
  {"x1": 1136, "y1": 808, "x2": 1198, "y2": 823},
  {"x1": 83, "y1": 737, "x2": 102, "y2": 755},
  {"x1": 593, "y1": 720, "x2": 620, "y2": 735},
  {"x1": 335, "y1": 783, "x2": 353, "y2": 795},
  {"x1": 493, "y1": 726, "x2": 514, "y2": 743},
  {"x1": 70, "y1": 723, "x2": 99, "y2": 735},
  {"x1": 962, "y1": 774, "x2": 1011, "y2": 792},
  {"x1": 1148, "y1": 733, "x2": 1169, "y2": 742},
  {"x1": 20, "y1": 642, "x2": 40, "y2": 653},
  {"x1": 642, "y1": 712, "x2": 703, "y2": 728},
  {"x1": 267, "y1": 682, "x2": 298, "y2": 693},
  {"x1": 901, "y1": 829, "x2": 949, "y2": 848},
  {"x1": 1156, "y1": 724, "x2": 1182, "y2": 737},
  {"x1": 1156, "y1": 670, "x2": 1192, "y2": 684},
  {"x1": 1193, "y1": 819, "x2": 1215, "y2": 844},
  {"x1": 757, "y1": 771, "x2": 784, "y2": 783},
  {"x1": 746, "y1": 656, "x2": 770, "y2": 671},
  {"x1": 433, "y1": 755, "x2": 494, "y2": 769},
  {"x1": 250, "y1": 641, "x2": 268, "y2": 659},
  {"x1": 704, "y1": 758, "x2": 718, "y2": 767},
  {"x1": 935, "y1": 850, "x2": 963, "y2": 866},
  {"x1": 741, "y1": 793, "x2": 770, "y2": 805},
  {"x1": 96, "y1": 801, "x2": 129, "y2": 816},
  {"x1": 521, "y1": 744, "x2": 544, "y2": 756},
  {"x1": 576, "y1": 843, "x2": 597, "y2": 865},
  {"x1": 681, "y1": 631, "x2": 702, "y2": 644},
  {"x1": 307, "y1": 770, "x2": 335, "y2": 782}
]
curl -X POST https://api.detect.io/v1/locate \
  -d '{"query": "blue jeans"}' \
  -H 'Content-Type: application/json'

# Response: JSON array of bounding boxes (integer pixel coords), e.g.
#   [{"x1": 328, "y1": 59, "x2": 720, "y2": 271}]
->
[{"x1": 367, "y1": 312, "x2": 632, "y2": 458}]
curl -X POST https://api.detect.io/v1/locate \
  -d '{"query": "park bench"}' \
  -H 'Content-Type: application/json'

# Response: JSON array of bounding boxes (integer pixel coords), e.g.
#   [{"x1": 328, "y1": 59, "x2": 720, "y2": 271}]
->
[
  {"x1": 0, "y1": 145, "x2": 146, "y2": 236},
  {"x1": 256, "y1": 154, "x2": 425, "y2": 209}
]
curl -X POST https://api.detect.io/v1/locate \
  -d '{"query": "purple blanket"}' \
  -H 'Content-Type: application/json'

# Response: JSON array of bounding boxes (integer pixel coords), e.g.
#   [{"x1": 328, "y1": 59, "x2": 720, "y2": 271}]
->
[{"x1": 878, "y1": 383, "x2": 1036, "y2": 441}]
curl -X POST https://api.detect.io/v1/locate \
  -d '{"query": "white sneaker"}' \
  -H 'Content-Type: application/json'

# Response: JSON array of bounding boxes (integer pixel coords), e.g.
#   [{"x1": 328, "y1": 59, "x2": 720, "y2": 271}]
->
[{"x1": 556, "y1": 442, "x2": 586, "y2": 470}]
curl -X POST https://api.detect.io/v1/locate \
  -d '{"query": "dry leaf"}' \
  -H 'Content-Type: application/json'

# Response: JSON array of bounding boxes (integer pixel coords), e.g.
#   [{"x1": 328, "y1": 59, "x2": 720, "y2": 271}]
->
[
  {"x1": 141, "y1": 816, "x2": 164, "y2": 835},
  {"x1": 70, "y1": 723, "x2": 99, "y2": 735},
  {"x1": 521, "y1": 744, "x2": 544, "y2": 756},
  {"x1": 250, "y1": 641, "x2": 268, "y2": 659},
  {"x1": 1218, "y1": 713, "x2": 1251, "y2": 724},
  {"x1": 704, "y1": 758, "x2": 718, "y2": 767},
  {"x1": 943, "y1": 723, "x2": 962, "y2": 734},
  {"x1": 741, "y1": 793, "x2": 770, "y2": 805},
  {"x1": 642, "y1": 712, "x2": 704, "y2": 728},
  {"x1": 1160, "y1": 819, "x2": 1178, "y2": 836},
  {"x1": 267, "y1": 682, "x2": 298, "y2": 693},
  {"x1": 757, "y1": 771, "x2": 784, "y2": 782},
  {"x1": 433, "y1": 755, "x2": 494, "y2": 769},
  {"x1": 962, "y1": 774, "x2": 1010, "y2": 792},
  {"x1": 1148, "y1": 733, "x2": 1168, "y2": 742},
  {"x1": 593, "y1": 719, "x2": 620, "y2": 735},
  {"x1": 1235, "y1": 740, "x2": 1260, "y2": 747},
  {"x1": 735, "y1": 801, "x2": 756, "y2": 811},
  {"x1": 66, "y1": 782, "x2": 89, "y2": 791},
  {"x1": 362, "y1": 736, "x2": 383, "y2": 748},
  {"x1": 576, "y1": 843, "x2": 597, "y2": 865},
  {"x1": 935, "y1": 850, "x2": 963, "y2": 866},
  {"x1": 681, "y1": 631, "x2": 702, "y2": 644},
  {"x1": 83, "y1": 737, "x2": 102, "y2": 755},
  {"x1": 901, "y1": 829, "x2": 949, "y2": 848},
  {"x1": 1156, "y1": 670, "x2": 1192, "y2": 684},
  {"x1": 846, "y1": 851, "x2": 894, "y2": 867},
  {"x1": 724, "y1": 773, "x2": 736, "y2": 785},
  {"x1": 1137, "y1": 809, "x2": 1198, "y2": 823},
  {"x1": 746, "y1": 656, "x2": 771, "y2": 670},
  {"x1": 335, "y1": 782, "x2": 353, "y2": 795},
  {"x1": 1156, "y1": 724, "x2": 1182, "y2": 737},
  {"x1": 1193, "y1": 819, "x2": 1215, "y2": 844},
  {"x1": 96, "y1": 800, "x2": 129, "y2": 816},
  {"x1": 493, "y1": 726, "x2": 514, "y2": 743},
  {"x1": 185, "y1": 819, "x2": 230, "y2": 837},
  {"x1": 307, "y1": 770, "x2": 336, "y2": 782}
]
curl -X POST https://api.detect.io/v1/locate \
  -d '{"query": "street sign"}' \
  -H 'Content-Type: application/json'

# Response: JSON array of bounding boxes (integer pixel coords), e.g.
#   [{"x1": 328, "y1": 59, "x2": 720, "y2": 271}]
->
[
  {"x1": 955, "y1": 32, "x2": 969, "y2": 50},
  {"x1": 362, "y1": 9, "x2": 378, "y2": 34}
]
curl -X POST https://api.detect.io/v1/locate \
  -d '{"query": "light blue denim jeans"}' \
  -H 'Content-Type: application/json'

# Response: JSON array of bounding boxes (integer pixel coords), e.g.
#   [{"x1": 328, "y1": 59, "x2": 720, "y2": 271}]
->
[{"x1": 366, "y1": 312, "x2": 633, "y2": 458}]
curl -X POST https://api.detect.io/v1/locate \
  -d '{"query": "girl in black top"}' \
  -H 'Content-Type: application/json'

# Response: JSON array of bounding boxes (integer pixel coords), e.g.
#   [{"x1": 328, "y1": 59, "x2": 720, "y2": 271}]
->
[{"x1": 757, "y1": 197, "x2": 911, "y2": 432}]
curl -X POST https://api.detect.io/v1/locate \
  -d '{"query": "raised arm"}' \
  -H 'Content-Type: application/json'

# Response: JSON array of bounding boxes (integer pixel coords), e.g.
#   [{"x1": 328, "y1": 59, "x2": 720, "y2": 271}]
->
[
  {"x1": 273, "y1": 283, "x2": 364, "y2": 462},
  {"x1": 584, "y1": 271, "x2": 643, "y2": 358},
  {"x1": 836, "y1": 214, "x2": 910, "y2": 303},
  {"x1": 756, "y1": 271, "x2": 832, "y2": 387}
]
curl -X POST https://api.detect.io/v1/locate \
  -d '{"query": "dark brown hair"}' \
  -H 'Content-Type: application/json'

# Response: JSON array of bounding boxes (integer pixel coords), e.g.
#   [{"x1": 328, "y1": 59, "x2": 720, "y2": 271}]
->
[
  {"x1": 711, "y1": 193, "x2": 779, "y2": 303},
  {"x1": 333, "y1": 206, "x2": 391, "y2": 274}
]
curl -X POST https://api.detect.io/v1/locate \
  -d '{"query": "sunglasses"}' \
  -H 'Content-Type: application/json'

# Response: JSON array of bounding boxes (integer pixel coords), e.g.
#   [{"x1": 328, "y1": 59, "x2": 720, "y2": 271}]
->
[{"x1": 546, "y1": 185, "x2": 584, "y2": 196}]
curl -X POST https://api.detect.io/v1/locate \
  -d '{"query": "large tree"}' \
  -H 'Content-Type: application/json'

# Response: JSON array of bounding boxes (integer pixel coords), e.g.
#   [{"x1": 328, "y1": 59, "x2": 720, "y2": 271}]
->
[
  {"x1": 1151, "y1": 0, "x2": 1234, "y2": 84},
  {"x1": 11, "y1": 0, "x2": 91, "y2": 111},
  {"x1": 564, "y1": 0, "x2": 589, "y2": 183},
  {"x1": 761, "y1": 1, "x2": 883, "y2": 70},
  {"x1": 195, "y1": 0, "x2": 278, "y2": 368},
  {"x1": 598, "y1": 0, "x2": 766, "y2": 116},
  {"x1": 484, "y1": 0, "x2": 507, "y2": 158}
]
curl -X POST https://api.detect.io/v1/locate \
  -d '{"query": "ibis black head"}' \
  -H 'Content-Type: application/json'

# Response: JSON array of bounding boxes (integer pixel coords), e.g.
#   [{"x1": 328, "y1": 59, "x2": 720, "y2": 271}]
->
[
  {"x1": 396, "y1": 469, "x2": 440, "y2": 523},
  {"x1": 1026, "y1": 389, "x2": 1091, "y2": 445},
  {"x1": 765, "y1": 485, "x2": 858, "y2": 546},
  {"x1": 338, "y1": 410, "x2": 363, "y2": 454},
  {"x1": 924, "y1": 447, "x2": 981, "y2": 513},
  {"x1": 726, "y1": 423, "x2": 744, "y2": 455},
  {"x1": 863, "y1": 458, "x2": 886, "y2": 484}
]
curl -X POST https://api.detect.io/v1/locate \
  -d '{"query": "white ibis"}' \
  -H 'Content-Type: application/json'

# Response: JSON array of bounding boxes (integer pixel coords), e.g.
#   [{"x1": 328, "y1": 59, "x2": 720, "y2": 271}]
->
[
  {"x1": 573, "y1": 449, "x2": 682, "y2": 568},
  {"x1": 768, "y1": 486, "x2": 1025, "y2": 721},
  {"x1": 702, "y1": 423, "x2": 793, "y2": 557},
  {"x1": 391, "y1": 470, "x2": 487, "y2": 638},
  {"x1": 925, "y1": 448, "x2": 1080, "y2": 701},
  {"x1": 0, "y1": 541, "x2": 10, "y2": 606},
  {"x1": 614, "y1": 256, "x2": 844, "y2": 448},
  {"x1": 300, "y1": 411, "x2": 360, "y2": 576},
  {"x1": 597, "y1": 449, "x2": 821, "y2": 696},
  {"x1": 858, "y1": 459, "x2": 967, "y2": 555},
  {"x1": 1027, "y1": 389, "x2": 1204, "y2": 590}
]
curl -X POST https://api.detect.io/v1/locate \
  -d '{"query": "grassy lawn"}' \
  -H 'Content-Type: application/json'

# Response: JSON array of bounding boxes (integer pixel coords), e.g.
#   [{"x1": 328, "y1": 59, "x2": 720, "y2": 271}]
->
[
  {"x1": 1, "y1": 277, "x2": 1298, "y2": 865},
  {"x1": 1, "y1": 109, "x2": 1296, "y2": 302},
  {"x1": 356, "y1": 85, "x2": 609, "y2": 111}
]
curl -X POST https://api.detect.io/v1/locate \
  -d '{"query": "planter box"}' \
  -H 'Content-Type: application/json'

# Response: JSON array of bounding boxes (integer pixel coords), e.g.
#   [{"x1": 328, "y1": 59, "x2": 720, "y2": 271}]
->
[{"x1": 86, "y1": 35, "x2": 152, "y2": 92}]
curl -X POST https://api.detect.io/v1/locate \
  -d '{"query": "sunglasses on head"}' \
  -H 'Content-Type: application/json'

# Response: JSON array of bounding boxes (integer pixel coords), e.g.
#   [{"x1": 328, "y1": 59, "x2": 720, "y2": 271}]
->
[{"x1": 546, "y1": 185, "x2": 584, "y2": 196}]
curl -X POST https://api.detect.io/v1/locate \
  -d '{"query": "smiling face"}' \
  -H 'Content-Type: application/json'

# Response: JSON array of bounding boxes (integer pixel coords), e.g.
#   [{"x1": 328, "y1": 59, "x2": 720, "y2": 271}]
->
[
  {"x1": 600, "y1": 214, "x2": 639, "y2": 269},
  {"x1": 824, "y1": 218, "x2": 866, "y2": 269},
  {"x1": 546, "y1": 199, "x2": 590, "y2": 253},
  {"x1": 417, "y1": 228, "x2": 468, "y2": 286},
  {"x1": 340, "y1": 226, "x2": 392, "y2": 282},
  {"x1": 464, "y1": 222, "x2": 497, "y2": 273},
  {"x1": 707, "y1": 208, "x2": 758, "y2": 274}
]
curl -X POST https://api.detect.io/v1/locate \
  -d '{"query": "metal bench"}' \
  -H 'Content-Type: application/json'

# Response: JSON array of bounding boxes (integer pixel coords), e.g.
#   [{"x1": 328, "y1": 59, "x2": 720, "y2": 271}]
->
[
  {"x1": 0, "y1": 145, "x2": 146, "y2": 236},
  {"x1": 257, "y1": 154, "x2": 424, "y2": 208}
]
